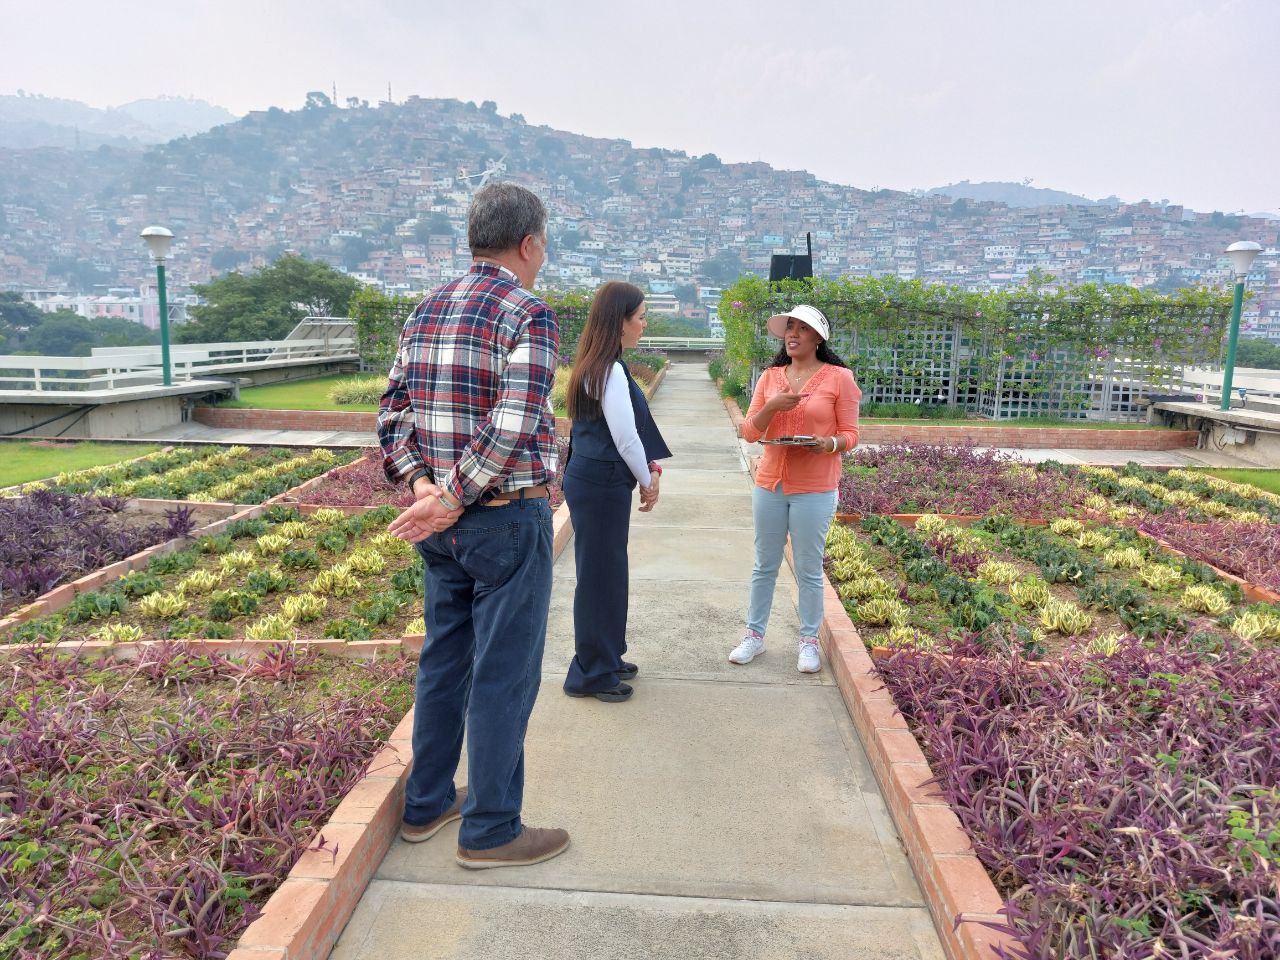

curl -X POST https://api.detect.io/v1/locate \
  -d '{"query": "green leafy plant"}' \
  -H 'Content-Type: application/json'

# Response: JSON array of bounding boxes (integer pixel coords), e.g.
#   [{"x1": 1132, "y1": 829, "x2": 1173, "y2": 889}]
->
[
  {"x1": 1038, "y1": 597, "x2": 1093, "y2": 635},
  {"x1": 853, "y1": 597, "x2": 909, "y2": 628},
  {"x1": 207, "y1": 589, "x2": 260, "y2": 622},
  {"x1": 245, "y1": 566, "x2": 290, "y2": 595},
  {"x1": 218, "y1": 551, "x2": 258, "y2": 575},
  {"x1": 281, "y1": 593, "x2": 328, "y2": 623},
  {"x1": 322, "y1": 617, "x2": 373, "y2": 641},
  {"x1": 246, "y1": 614, "x2": 296, "y2": 643},
  {"x1": 138, "y1": 591, "x2": 187, "y2": 619},
  {"x1": 1180, "y1": 584, "x2": 1231, "y2": 617},
  {"x1": 91, "y1": 623, "x2": 144, "y2": 644},
  {"x1": 255, "y1": 534, "x2": 290, "y2": 555},
  {"x1": 1010, "y1": 576, "x2": 1050, "y2": 608},
  {"x1": 280, "y1": 548, "x2": 322, "y2": 570},
  {"x1": 176, "y1": 570, "x2": 220, "y2": 596},
  {"x1": 309, "y1": 567, "x2": 362, "y2": 597},
  {"x1": 65, "y1": 590, "x2": 128, "y2": 624}
]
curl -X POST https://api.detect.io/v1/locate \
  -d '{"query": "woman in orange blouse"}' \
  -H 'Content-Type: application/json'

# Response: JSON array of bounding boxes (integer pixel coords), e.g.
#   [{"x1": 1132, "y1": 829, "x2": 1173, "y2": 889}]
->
[{"x1": 729, "y1": 305, "x2": 861, "y2": 674}]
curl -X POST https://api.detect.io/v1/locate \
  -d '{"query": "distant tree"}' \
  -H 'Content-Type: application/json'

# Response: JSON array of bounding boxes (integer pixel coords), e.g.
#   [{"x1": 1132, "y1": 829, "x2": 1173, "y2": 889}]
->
[
  {"x1": 304, "y1": 91, "x2": 333, "y2": 110},
  {"x1": 699, "y1": 249, "x2": 744, "y2": 286},
  {"x1": 29, "y1": 314, "x2": 96, "y2": 356},
  {"x1": 414, "y1": 212, "x2": 454, "y2": 242},
  {"x1": 1237, "y1": 337, "x2": 1280, "y2": 370},
  {"x1": 535, "y1": 135, "x2": 565, "y2": 157},
  {"x1": 89, "y1": 315, "x2": 159, "y2": 349},
  {"x1": 697, "y1": 153, "x2": 722, "y2": 170},
  {"x1": 346, "y1": 97, "x2": 361, "y2": 110},
  {"x1": 1208, "y1": 211, "x2": 1244, "y2": 230},
  {"x1": 211, "y1": 248, "x2": 249, "y2": 271},
  {"x1": 480, "y1": 100, "x2": 498, "y2": 114},
  {"x1": 510, "y1": 113, "x2": 526, "y2": 124},
  {"x1": 177, "y1": 255, "x2": 360, "y2": 343},
  {"x1": 673, "y1": 283, "x2": 698, "y2": 305},
  {"x1": 0, "y1": 291, "x2": 45, "y2": 330},
  {"x1": 338, "y1": 235, "x2": 375, "y2": 268}
]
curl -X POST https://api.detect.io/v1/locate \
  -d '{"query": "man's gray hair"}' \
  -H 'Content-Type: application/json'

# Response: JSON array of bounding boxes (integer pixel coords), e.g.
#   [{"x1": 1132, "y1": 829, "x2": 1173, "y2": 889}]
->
[{"x1": 467, "y1": 182, "x2": 548, "y2": 255}]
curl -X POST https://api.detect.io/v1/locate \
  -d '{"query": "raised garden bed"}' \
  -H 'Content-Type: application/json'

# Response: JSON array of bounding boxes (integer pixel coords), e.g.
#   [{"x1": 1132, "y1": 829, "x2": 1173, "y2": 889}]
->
[
  {"x1": 0, "y1": 642, "x2": 414, "y2": 959},
  {"x1": 839, "y1": 444, "x2": 1096, "y2": 519},
  {"x1": 829, "y1": 513, "x2": 1279, "y2": 662},
  {"x1": 0, "y1": 490, "x2": 204, "y2": 617},
  {"x1": 12, "y1": 445, "x2": 361, "y2": 505},
  {"x1": 2, "y1": 505, "x2": 425, "y2": 649},
  {"x1": 879, "y1": 637, "x2": 1280, "y2": 960},
  {"x1": 287, "y1": 440, "x2": 572, "y2": 510}
]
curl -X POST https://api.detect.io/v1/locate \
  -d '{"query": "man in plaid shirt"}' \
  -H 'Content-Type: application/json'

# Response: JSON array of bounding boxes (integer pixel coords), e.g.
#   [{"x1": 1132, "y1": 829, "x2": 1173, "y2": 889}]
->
[{"x1": 380, "y1": 183, "x2": 569, "y2": 869}]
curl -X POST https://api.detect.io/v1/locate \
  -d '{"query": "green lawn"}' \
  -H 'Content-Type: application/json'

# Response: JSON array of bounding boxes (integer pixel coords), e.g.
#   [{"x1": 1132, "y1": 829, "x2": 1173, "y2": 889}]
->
[
  {"x1": 215, "y1": 375, "x2": 380, "y2": 413},
  {"x1": 0, "y1": 441, "x2": 161, "y2": 488},
  {"x1": 1192, "y1": 467, "x2": 1280, "y2": 495}
]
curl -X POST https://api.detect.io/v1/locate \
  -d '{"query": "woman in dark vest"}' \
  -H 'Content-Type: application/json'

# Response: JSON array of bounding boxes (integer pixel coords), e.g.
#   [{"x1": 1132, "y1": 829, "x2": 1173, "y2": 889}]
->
[{"x1": 562, "y1": 282, "x2": 672, "y2": 703}]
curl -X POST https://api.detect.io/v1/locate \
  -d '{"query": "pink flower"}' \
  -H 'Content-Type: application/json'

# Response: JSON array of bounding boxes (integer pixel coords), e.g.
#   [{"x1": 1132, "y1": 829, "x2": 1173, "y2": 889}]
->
[
  {"x1": 731, "y1": 301, "x2": 744, "y2": 310},
  {"x1": 1152, "y1": 338, "x2": 1163, "y2": 350}
]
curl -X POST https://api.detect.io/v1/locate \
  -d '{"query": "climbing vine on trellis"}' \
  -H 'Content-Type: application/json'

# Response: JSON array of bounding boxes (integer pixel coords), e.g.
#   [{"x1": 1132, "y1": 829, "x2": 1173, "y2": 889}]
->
[
  {"x1": 350, "y1": 286, "x2": 593, "y2": 370},
  {"x1": 718, "y1": 275, "x2": 1235, "y2": 420}
]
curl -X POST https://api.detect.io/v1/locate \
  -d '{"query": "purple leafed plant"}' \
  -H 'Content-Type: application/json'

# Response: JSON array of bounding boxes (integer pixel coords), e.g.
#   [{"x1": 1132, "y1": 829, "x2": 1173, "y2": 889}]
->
[
  {"x1": 1134, "y1": 515, "x2": 1280, "y2": 593},
  {"x1": 0, "y1": 643, "x2": 415, "y2": 959},
  {"x1": 839, "y1": 443, "x2": 1092, "y2": 518},
  {"x1": 878, "y1": 636, "x2": 1280, "y2": 959},
  {"x1": 0, "y1": 491, "x2": 192, "y2": 615}
]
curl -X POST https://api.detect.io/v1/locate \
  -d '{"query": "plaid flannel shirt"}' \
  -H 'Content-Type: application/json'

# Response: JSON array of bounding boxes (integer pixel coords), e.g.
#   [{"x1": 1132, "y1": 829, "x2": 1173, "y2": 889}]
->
[{"x1": 377, "y1": 262, "x2": 559, "y2": 506}]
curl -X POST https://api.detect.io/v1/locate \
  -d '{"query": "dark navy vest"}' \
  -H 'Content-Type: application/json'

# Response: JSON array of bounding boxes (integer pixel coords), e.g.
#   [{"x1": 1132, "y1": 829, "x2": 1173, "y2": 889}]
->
[{"x1": 570, "y1": 362, "x2": 672, "y2": 465}]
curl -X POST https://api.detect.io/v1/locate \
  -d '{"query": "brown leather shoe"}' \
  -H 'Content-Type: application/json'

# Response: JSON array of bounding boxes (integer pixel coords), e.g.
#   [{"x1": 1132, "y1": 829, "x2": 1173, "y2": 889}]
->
[
  {"x1": 400, "y1": 787, "x2": 467, "y2": 843},
  {"x1": 456, "y1": 825, "x2": 570, "y2": 869}
]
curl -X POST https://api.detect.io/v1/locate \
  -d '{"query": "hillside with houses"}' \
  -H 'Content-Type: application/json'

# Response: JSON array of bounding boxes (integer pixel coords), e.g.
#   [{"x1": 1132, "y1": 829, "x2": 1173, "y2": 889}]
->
[{"x1": 2, "y1": 95, "x2": 1278, "y2": 340}]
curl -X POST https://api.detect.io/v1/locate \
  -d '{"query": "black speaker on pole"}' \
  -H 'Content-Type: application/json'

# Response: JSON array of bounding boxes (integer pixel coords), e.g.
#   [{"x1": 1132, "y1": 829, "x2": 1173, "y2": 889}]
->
[{"x1": 768, "y1": 232, "x2": 815, "y2": 282}]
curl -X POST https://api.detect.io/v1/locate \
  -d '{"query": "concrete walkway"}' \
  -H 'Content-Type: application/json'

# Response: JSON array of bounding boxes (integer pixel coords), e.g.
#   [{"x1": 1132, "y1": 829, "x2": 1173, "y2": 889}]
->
[{"x1": 328, "y1": 362, "x2": 945, "y2": 960}]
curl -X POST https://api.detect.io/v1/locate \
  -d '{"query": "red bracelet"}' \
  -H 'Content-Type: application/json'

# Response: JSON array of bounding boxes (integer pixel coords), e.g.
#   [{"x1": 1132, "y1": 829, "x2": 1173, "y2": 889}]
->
[{"x1": 648, "y1": 462, "x2": 663, "y2": 476}]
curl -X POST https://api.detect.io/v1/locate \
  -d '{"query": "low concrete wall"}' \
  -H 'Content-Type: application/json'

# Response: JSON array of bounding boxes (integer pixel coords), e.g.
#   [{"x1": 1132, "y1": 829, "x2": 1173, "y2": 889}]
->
[
  {"x1": 0, "y1": 396, "x2": 185, "y2": 439},
  {"x1": 233, "y1": 360, "x2": 359, "y2": 387},
  {"x1": 195, "y1": 407, "x2": 378, "y2": 432}
]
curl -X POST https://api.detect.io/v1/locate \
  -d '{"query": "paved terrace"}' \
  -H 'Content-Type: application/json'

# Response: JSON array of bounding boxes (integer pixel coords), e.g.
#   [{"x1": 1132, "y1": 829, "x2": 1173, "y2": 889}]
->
[{"x1": 327, "y1": 362, "x2": 945, "y2": 960}]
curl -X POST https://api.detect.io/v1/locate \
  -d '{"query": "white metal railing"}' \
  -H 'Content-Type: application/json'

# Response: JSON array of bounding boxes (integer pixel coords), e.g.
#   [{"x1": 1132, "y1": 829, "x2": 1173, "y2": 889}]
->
[
  {"x1": 638, "y1": 336, "x2": 725, "y2": 350},
  {"x1": 1167, "y1": 367, "x2": 1280, "y2": 404},
  {"x1": 0, "y1": 338, "x2": 357, "y2": 393}
]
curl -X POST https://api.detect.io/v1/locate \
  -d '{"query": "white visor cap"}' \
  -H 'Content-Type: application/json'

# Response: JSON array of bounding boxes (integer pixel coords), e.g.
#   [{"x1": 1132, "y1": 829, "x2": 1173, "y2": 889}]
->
[{"x1": 766, "y1": 304, "x2": 830, "y2": 341}]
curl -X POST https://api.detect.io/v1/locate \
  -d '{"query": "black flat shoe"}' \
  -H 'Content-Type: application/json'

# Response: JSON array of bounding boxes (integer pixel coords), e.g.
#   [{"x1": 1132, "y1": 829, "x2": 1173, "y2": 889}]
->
[
  {"x1": 616, "y1": 662, "x2": 638, "y2": 681},
  {"x1": 564, "y1": 682, "x2": 633, "y2": 703}
]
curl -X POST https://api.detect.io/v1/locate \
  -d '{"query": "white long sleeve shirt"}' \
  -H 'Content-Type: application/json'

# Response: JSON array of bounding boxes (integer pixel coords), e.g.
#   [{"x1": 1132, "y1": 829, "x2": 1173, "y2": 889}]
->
[{"x1": 600, "y1": 361, "x2": 653, "y2": 489}]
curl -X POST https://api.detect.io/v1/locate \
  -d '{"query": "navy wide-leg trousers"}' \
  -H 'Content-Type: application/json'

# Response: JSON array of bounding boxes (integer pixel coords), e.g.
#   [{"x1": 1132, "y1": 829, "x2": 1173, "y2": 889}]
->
[{"x1": 563, "y1": 455, "x2": 636, "y2": 695}]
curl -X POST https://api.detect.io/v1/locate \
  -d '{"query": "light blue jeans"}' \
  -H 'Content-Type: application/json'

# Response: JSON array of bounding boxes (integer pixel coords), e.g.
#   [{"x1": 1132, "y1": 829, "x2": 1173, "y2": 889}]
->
[{"x1": 747, "y1": 483, "x2": 839, "y2": 640}]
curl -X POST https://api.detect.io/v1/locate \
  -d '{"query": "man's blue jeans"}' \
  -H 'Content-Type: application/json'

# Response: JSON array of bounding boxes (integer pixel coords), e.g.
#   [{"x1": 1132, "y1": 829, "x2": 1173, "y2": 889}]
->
[{"x1": 403, "y1": 495, "x2": 553, "y2": 850}]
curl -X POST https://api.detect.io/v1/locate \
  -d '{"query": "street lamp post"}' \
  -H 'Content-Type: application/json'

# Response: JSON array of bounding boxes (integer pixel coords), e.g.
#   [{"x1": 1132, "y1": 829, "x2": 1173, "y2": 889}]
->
[
  {"x1": 1220, "y1": 240, "x2": 1262, "y2": 411},
  {"x1": 141, "y1": 226, "x2": 175, "y2": 386}
]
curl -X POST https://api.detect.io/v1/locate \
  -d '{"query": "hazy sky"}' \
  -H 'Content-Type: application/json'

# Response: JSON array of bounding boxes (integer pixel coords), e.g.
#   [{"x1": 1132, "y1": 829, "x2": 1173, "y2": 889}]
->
[{"x1": 5, "y1": 0, "x2": 1277, "y2": 213}]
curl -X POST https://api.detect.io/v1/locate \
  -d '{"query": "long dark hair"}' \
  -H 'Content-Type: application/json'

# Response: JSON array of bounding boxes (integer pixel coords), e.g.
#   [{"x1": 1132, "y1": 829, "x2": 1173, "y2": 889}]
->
[
  {"x1": 567, "y1": 281, "x2": 645, "y2": 420},
  {"x1": 768, "y1": 340, "x2": 848, "y2": 368}
]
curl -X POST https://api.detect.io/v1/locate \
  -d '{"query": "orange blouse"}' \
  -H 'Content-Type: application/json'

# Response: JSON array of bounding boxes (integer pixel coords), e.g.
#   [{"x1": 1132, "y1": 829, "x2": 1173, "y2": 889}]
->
[{"x1": 740, "y1": 364, "x2": 861, "y2": 494}]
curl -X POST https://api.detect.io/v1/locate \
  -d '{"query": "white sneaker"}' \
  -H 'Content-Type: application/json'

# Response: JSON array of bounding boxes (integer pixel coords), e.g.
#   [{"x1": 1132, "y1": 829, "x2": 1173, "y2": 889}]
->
[
  {"x1": 729, "y1": 631, "x2": 765, "y2": 664},
  {"x1": 797, "y1": 638, "x2": 821, "y2": 674}
]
